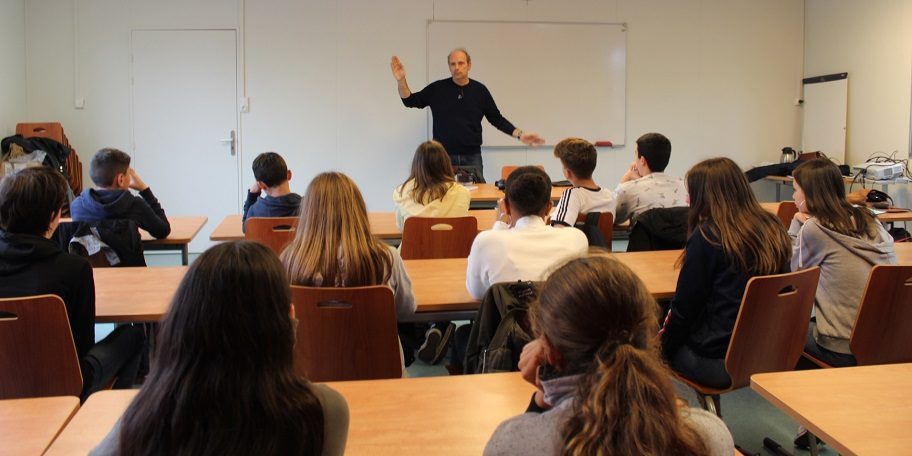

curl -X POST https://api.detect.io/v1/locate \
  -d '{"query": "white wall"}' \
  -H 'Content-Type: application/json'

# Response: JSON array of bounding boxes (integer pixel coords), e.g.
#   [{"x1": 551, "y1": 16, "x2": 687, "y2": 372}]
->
[
  {"x1": 805, "y1": 0, "x2": 912, "y2": 165},
  {"x1": 26, "y1": 0, "x2": 804, "y2": 222},
  {"x1": 0, "y1": 0, "x2": 26, "y2": 137}
]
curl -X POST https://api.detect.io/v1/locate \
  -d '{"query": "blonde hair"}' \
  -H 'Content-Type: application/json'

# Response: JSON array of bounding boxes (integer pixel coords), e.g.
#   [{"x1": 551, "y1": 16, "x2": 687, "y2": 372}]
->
[
  {"x1": 281, "y1": 172, "x2": 392, "y2": 286},
  {"x1": 533, "y1": 255, "x2": 708, "y2": 455}
]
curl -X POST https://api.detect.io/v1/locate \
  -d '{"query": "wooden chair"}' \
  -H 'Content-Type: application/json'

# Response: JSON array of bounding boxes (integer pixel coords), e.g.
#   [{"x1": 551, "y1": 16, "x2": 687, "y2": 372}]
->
[
  {"x1": 400, "y1": 216, "x2": 478, "y2": 260},
  {"x1": 290, "y1": 285, "x2": 402, "y2": 382},
  {"x1": 245, "y1": 217, "x2": 298, "y2": 254},
  {"x1": 804, "y1": 265, "x2": 912, "y2": 367},
  {"x1": 16, "y1": 122, "x2": 83, "y2": 196},
  {"x1": 575, "y1": 212, "x2": 613, "y2": 251},
  {"x1": 775, "y1": 201, "x2": 799, "y2": 228},
  {"x1": 0, "y1": 295, "x2": 83, "y2": 399},
  {"x1": 500, "y1": 164, "x2": 545, "y2": 181},
  {"x1": 673, "y1": 267, "x2": 820, "y2": 417}
]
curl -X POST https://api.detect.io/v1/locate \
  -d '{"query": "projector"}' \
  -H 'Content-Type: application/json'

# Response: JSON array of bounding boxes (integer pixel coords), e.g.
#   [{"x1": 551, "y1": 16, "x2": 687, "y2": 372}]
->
[{"x1": 852, "y1": 162, "x2": 905, "y2": 180}]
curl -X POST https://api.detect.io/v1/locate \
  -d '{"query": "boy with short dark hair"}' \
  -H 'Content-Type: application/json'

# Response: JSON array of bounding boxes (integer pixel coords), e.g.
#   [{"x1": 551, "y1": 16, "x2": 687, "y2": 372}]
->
[
  {"x1": 70, "y1": 148, "x2": 171, "y2": 239},
  {"x1": 549, "y1": 138, "x2": 616, "y2": 227},
  {"x1": 614, "y1": 132, "x2": 687, "y2": 224},
  {"x1": 466, "y1": 166, "x2": 587, "y2": 299},
  {"x1": 0, "y1": 167, "x2": 144, "y2": 399},
  {"x1": 243, "y1": 152, "x2": 301, "y2": 232}
]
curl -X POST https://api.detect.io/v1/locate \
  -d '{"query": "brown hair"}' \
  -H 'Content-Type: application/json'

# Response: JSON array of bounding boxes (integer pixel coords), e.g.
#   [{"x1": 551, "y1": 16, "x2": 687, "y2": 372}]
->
[
  {"x1": 553, "y1": 138, "x2": 597, "y2": 179},
  {"x1": 533, "y1": 254, "x2": 708, "y2": 455},
  {"x1": 281, "y1": 172, "x2": 393, "y2": 286},
  {"x1": 118, "y1": 241, "x2": 324, "y2": 455},
  {"x1": 793, "y1": 158, "x2": 880, "y2": 239},
  {"x1": 398, "y1": 140, "x2": 456, "y2": 204},
  {"x1": 252, "y1": 152, "x2": 289, "y2": 188},
  {"x1": 683, "y1": 157, "x2": 790, "y2": 275},
  {"x1": 90, "y1": 147, "x2": 131, "y2": 187},
  {"x1": 0, "y1": 166, "x2": 69, "y2": 235}
]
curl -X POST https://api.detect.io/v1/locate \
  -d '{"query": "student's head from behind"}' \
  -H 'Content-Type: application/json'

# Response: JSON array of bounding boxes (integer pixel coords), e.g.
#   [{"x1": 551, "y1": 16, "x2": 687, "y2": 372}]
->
[
  {"x1": 504, "y1": 166, "x2": 552, "y2": 218},
  {"x1": 282, "y1": 171, "x2": 391, "y2": 287},
  {"x1": 252, "y1": 152, "x2": 291, "y2": 189},
  {"x1": 553, "y1": 138, "x2": 597, "y2": 181},
  {"x1": 793, "y1": 158, "x2": 879, "y2": 239},
  {"x1": 635, "y1": 133, "x2": 672, "y2": 174},
  {"x1": 685, "y1": 157, "x2": 790, "y2": 275},
  {"x1": 119, "y1": 241, "x2": 324, "y2": 454},
  {"x1": 403, "y1": 140, "x2": 455, "y2": 204},
  {"x1": 0, "y1": 166, "x2": 69, "y2": 237},
  {"x1": 533, "y1": 254, "x2": 707, "y2": 454},
  {"x1": 89, "y1": 148, "x2": 132, "y2": 189}
]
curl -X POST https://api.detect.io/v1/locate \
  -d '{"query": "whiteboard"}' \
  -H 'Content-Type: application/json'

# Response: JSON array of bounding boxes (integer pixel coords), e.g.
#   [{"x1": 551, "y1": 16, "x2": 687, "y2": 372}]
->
[
  {"x1": 427, "y1": 21, "x2": 626, "y2": 147},
  {"x1": 802, "y1": 73, "x2": 848, "y2": 164}
]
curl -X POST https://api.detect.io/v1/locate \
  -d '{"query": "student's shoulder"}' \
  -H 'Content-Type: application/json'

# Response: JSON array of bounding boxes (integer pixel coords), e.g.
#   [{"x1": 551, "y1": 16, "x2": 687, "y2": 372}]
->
[{"x1": 679, "y1": 407, "x2": 734, "y2": 456}]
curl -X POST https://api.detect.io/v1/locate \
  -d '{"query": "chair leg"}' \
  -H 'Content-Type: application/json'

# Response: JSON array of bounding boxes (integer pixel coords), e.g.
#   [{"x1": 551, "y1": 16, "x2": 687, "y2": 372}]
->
[
  {"x1": 808, "y1": 432, "x2": 820, "y2": 456},
  {"x1": 698, "y1": 394, "x2": 722, "y2": 418}
]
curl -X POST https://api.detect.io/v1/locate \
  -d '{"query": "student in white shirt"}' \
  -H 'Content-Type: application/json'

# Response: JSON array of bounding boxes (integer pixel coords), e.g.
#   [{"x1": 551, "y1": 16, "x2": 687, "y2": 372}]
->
[
  {"x1": 392, "y1": 140, "x2": 471, "y2": 230},
  {"x1": 614, "y1": 133, "x2": 688, "y2": 225},
  {"x1": 467, "y1": 166, "x2": 588, "y2": 299},
  {"x1": 549, "y1": 138, "x2": 616, "y2": 227}
]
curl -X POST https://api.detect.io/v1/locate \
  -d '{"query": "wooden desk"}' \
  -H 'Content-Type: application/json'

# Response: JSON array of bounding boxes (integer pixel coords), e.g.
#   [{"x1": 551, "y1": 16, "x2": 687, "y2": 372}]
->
[
  {"x1": 94, "y1": 266, "x2": 185, "y2": 322},
  {"x1": 0, "y1": 396, "x2": 79, "y2": 456},
  {"x1": 44, "y1": 390, "x2": 135, "y2": 456},
  {"x1": 326, "y1": 373, "x2": 534, "y2": 455},
  {"x1": 210, "y1": 211, "x2": 500, "y2": 242},
  {"x1": 42, "y1": 374, "x2": 534, "y2": 456},
  {"x1": 751, "y1": 364, "x2": 912, "y2": 456},
  {"x1": 469, "y1": 183, "x2": 564, "y2": 202},
  {"x1": 63, "y1": 215, "x2": 207, "y2": 265},
  {"x1": 764, "y1": 175, "x2": 903, "y2": 202},
  {"x1": 760, "y1": 201, "x2": 912, "y2": 223}
]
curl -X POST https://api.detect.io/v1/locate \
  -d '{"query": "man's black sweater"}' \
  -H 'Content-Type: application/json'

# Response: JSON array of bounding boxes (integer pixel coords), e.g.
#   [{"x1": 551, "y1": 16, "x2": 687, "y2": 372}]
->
[{"x1": 402, "y1": 78, "x2": 516, "y2": 156}]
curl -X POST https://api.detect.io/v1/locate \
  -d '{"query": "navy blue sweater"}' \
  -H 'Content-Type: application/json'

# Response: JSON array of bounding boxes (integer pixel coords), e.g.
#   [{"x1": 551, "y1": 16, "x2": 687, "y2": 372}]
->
[
  {"x1": 661, "y1": 225, "x2": 789, "y2": 359},
  {"x1": 402, "y1": 78, "x2": 516, "y2": 156},
  {"x1": 70, "y1": 188, "x2": 171, "y2": 239},
  {"x1": 242, "y1": 192, "x2": 302, "y2": 232}
]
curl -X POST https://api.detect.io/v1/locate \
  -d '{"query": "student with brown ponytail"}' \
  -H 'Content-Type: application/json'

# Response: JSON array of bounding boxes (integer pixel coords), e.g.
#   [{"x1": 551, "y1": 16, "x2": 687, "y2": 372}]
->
[
  {"x1": 661, "y1": 157, "x2": 791, "y2": 388},
  {"x1": 484, "y1": 255, "x2": 733, "y2": 455}
]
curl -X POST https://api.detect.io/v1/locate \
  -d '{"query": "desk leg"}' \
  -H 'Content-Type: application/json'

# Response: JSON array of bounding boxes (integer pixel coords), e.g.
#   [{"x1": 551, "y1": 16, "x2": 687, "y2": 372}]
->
[
  {"x1": 808, "y1": 433, "x2": 820, "y2": 456},
  {"x1": 181, "y1": 245, "x2": 189, "y2": 266},
  {"x1": 775, "y1": 182, "x2": 782, "y2": 202}
]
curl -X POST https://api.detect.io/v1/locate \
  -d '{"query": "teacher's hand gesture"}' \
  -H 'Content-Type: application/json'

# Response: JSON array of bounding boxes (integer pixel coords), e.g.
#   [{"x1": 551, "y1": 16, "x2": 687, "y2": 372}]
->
[
  {"x1": 519, "y1": 131, "x2": 545, "y2": 147},
  {"x1": 390, "y1": 56, "x2": 407, "y2": 81}
]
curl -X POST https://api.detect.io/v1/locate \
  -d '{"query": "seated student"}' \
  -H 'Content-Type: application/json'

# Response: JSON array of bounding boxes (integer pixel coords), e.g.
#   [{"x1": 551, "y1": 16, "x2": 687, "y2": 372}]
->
[
  {"x1": 485, "y1": 255, "x2": 733, "y2": 455},
  {"x1": 614, "y1": 133, "x2": 688, "y2": 225},
  {"x1": 90, "y1": 241, "x2": 349, "y2": 455},
  {"x1": 393, "y1": 140, "x2": 471, "y2": 230},
  {"x1": 70, "y1": 148, "x2": 170, "y2": 239},
  {"x1": 549, "y1": 138, "x2": 615, "y2": 227},
  {"x1": 790, "y1": 158, "x2": 896, "y2": 367},
  {"x1": 0, "y1": 167, "x2": 144, "y2": 400},
  {"x1": 467, "y1": 166, "x2": 588, "y2": 299},
  {"x1": 243, "y1": 151, "x2": 302, "y2": 232},
  {"x1": 661, "y1": 157, "x2": 791, "y2": 389},
  {"x1": 281, "y1": 172, "x2": 416, "y2": 323}
]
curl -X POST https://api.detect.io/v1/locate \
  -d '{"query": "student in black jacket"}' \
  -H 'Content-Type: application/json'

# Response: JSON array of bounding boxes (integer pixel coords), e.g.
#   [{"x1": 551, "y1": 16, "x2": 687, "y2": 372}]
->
[
  {"x1": 660, "y1": 158, "x2": 791, "y2": 388},
  {"x1": 0, "y1": 167, "x2": 144, "y2": 400},
  {"x1": 70, "y1": 148, "x2": 170, "y2": 239}
]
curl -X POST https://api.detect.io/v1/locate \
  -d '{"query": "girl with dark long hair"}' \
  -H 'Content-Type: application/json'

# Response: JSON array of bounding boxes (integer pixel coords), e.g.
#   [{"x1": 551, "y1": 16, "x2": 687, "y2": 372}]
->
[
  {"x1": 91, "y1": 241, "x2": 349, "y2": 455},
  {"x1": 485, "y1": 255, "x2": 733, "y2": 455}
]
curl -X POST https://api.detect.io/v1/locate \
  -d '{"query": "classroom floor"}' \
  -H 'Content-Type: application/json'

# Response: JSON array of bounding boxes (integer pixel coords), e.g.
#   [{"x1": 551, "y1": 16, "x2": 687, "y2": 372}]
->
[{"x1": 125, "y1": 248, "x2": 836, "y2": 456}]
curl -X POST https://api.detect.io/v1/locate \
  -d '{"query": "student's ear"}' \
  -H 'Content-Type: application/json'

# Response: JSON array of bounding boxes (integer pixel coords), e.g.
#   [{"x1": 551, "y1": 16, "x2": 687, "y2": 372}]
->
[
  {"x1": 540, "y1": 200, "x2": 553, "y2": 218},
  {"x1": 289, "y1": 303, "x2": 296, "y2": 319},
  {"x1": 562, "y1": 167, "x2": 572, "y2": 180},
  {"x1": 45, "y1": 208, "x2": 63, "y2": 239},
  {"x1": 286, "y1": 170, "x2": 292, "y2": 182},
  {"x1": 116, "y1": 172, "x2": 129, "y2": 189},
  {"x1": 256, "y1": 181, "x2": 268, "y2": 192}
]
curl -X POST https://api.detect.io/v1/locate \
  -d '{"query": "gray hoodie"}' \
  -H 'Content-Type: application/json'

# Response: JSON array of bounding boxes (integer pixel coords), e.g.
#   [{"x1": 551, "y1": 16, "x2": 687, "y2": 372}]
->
[{"x1": 789, "y1": 217, "x2": 896, "y2": 354}]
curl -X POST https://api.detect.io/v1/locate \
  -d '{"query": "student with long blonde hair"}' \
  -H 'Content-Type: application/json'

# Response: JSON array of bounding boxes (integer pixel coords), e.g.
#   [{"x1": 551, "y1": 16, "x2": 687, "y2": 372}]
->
[
  {"x1": 282, "y1": 172, "x2": 416, "y2": 320},
  {"x1": 485, "y1": 255, "x2": 733, "y2": 455},
  {"x1": 393, "y1": 140, "x2": 470, "y2": 230},
  {"x1": 790, "y1": 159, "x2": 895, "y2": 367},
  {"x1": 661, "y1": 157, "x2": 791, "y2": 388}
]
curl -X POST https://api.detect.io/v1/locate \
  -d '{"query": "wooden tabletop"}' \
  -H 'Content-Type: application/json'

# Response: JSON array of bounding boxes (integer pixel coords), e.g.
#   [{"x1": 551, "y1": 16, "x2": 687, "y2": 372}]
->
[
  {"x1": 44, "y1": 390, "x2": 136, "y2": 456},
  {"x1": 760, "y1": 201, "x2": 912, "y2": 223},
  {"x1": 0, "y1": 396, "x2": 79, "y2": 456},
  {"x1": 751, "y1": 364, "x2": 912, "y2": 456},
  {"x1": 469, "y1": 183, "x2": 564, "y2": 202},
  {"x1": 94, "y1": 266, "x2": 185, "y2": 322},
  {"x1": 62, "y1": 215, "x2": 208, "y2": 245},
  {"x1": 210, "y1": 211, "x2": 500, "y2": 242}
]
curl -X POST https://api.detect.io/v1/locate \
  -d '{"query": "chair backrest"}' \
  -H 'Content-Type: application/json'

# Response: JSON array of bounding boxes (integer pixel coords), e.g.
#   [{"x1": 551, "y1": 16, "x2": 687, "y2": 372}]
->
[
  {"x1": 724, "y1": 267, "x2": 820, "y2": 389},
  {"x1": 501, "y1": 164, "x2": 545, "y2": 181},
  {"x1": 0, "y1": 295, "x2": 83, "y2": 399},
  {"x1": 575, "y1": 212, "x2": 613, "y2": 251},
  {"x1": 400, "y1": 216, "x2": 478, "y2": 260},
  {"x1": 850, "y1": 265, "x2": 912, "y2": 365},
  {"x1": 776, "y1": 201, "x2": 799, "y2": 228},
  {"x1": 290, "y1": 285, "x2": 401, "y2": 382},
  {"x1": 245, "y1": 217, "x2": 298, "y2": 254},
  {"x1": 55, "y1": 220, "x2": 146, "y2": 268}
]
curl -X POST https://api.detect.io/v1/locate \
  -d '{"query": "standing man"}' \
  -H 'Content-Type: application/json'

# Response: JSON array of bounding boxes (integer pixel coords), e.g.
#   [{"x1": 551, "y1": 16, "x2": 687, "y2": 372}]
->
[{"x1": 391, "y1": 48, "x2": 544, "y2": 182}]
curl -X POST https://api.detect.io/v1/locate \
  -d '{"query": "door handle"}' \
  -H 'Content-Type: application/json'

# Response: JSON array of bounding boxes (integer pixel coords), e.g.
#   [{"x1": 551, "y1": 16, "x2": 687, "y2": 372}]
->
[{"x1": 220, "y1": 130, "x2": 236, "y2": 156}]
